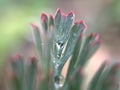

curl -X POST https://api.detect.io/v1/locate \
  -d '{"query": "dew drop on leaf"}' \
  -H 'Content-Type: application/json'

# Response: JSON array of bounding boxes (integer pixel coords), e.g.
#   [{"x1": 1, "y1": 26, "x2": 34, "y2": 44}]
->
[{"x1": 54, "y1": 75, "x2": 64, "y2": 89}]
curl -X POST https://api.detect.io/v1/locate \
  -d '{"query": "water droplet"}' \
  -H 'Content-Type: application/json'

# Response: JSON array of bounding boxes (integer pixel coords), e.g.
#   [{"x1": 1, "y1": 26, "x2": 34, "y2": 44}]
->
[
  {"x1": 54, "y1": 75, "x2": 64, "y2": 89},
  {"x1": 73, "y1": 33, "x2": 77, "y2": 37},
  {"x1": 56, "y1": 42, "x2": 64, "y2": 50},
  {"x1": 56, "y1": 42, "x2": 64, "y2": 58},
  {"x1": 51, "y1": 53, "x2": 60, "y2": 69},
  {"x1": 55, "y1": 63, "x2": 59, "y2": 69},
  {"x1": 56, "y1": 43, "x2": 60, "y2": 50},
  {"x1": 53, "y1": 60, "x2": 56, "y2": 64},
  {"x1": 51, "y1": 53, "x2": 56, "y2": 63}
]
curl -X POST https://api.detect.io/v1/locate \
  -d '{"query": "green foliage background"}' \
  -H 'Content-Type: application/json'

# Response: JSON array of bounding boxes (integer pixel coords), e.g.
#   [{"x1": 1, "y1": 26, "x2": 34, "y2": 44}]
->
[
  {"x1": 0, "y1": 0, "x2": 49, "y2": 66},
  {"x1": 111, "y1": 0, "x2": 120, "y2": 23}
]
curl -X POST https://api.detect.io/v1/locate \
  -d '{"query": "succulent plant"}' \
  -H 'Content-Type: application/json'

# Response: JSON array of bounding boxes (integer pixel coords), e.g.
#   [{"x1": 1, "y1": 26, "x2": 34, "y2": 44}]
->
[{"x1": 8, "y1": 8, "x2": 120, "y2": 90}]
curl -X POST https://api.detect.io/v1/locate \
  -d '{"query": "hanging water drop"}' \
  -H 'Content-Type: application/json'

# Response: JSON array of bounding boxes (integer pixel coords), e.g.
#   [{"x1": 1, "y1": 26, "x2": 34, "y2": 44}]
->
[{"x1": 54, "y1": 75, "x2": 64, "y2": 89}]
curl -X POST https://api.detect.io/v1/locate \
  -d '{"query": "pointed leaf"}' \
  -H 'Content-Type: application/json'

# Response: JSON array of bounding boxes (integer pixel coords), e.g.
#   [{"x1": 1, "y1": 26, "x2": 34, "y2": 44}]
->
[
  {"x1": 41, "y1": 13, "x2": 48, "y2": 32},
  {"x1": 26, "y1": 57, "x2": 38, "y2": 90},
  {"x1": 66, "y1": 34, "x2": 83, "y2": 81},
  {"x1": 76, "y1": 33, "x2": 101, "y2": 68},
  {"x1": 88, "y1": 62, "x2": 105, "y2": 90},
  {"x1": 59, "y1": 21, "x2": 86, "y2": 73}
]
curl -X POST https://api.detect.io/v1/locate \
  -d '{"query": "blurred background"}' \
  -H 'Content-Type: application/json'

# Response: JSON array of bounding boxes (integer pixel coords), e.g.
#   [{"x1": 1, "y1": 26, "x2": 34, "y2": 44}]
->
[{"x1": 0, "y1": 0, "x2": 120, "y2": 89}]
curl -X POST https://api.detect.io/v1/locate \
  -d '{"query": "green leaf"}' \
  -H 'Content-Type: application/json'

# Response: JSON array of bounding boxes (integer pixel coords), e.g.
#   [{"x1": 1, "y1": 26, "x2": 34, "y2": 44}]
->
[
  {"x1": 31, "y1": 23, "x2": 43, "y2": 58},
  {"x1": 59, "y1": 22, "x2": 85, "y2": 74},
  {"x1": 41, "y1": 13, "x2": 48, "y2": 32},
  {"x1": 76, "y1": 33, "x2": 100, "y2": 68},
  {"x1": 66, "y1": 34, "x2": 83, "y2": 81},
  {"x1": 39, "y1": 77, "x2": 53, "y2": 90},
  {"x1": 96, "y1": 62, "x2": 119, "y2": 90},
  {"x1": 44, "y1": 36, "x2": 53, "y2": 74},
  {"x1": 11, "y1": 75, "x2": 21, "y2": 90},
  {"x1": 26, "y1": 57, "x2": 38, "y2": 90},
  {"x1": 88, "y1": 62, "x2": 105, "y2": 90},
  {"x1": 49, "y1": 15, "x2": 54, "y2": 30},
  {"x1": 67, "y1": 68, "x2": 83, "y2": 90},
  {"x1": 31, "y1": 23, "x2": 50, "y2": 74},
  {"x1": 55, "y1": 8, "x2": 61, "y2": 36},
  {"x1": 39, "y1": 79, "x2": 49, "y2": 90},
  {"x1": 10, "y1": 55, "x2": 24, "y2": 90}
]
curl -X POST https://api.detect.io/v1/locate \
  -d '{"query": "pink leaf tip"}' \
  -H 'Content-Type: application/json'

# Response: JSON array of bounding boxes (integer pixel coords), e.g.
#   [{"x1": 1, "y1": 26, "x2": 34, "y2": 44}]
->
[
  {"x1": 75, "y1": 20, "x2": 79, "y2": 25},
  {"x1": 62, "y1": 13, "x2": 67, "y2": 17},
  {"x1": 29, "y1": 56, "x2": 38, "y2": 64},
  {"x1": 93, "y1": 33, "x2": 101, "y2": 44},
  {"x1": 79, "y1": 20, "x2": 87, "y2": 29},
  {"x1": 30, "y1": 23, "x2": 38, "y2": 29},
  {"x1": 68, "y1": 11, "x2": 75, "y2": 17},
  {"x1": 9, "y1": 54, "x2": 21, "y2": 62},
  {"x1": 41, "y1": 13, "x2": 48, "y2": 22},
  {"x1": 50, "y1": 14, "x2": 54, "y2": 19},
  {"x1": 89, "y1": 33, "x2": 101, "y2": 47},
  {"x1": 56, "y1": 8, "x2": 61, "y2": 14}
]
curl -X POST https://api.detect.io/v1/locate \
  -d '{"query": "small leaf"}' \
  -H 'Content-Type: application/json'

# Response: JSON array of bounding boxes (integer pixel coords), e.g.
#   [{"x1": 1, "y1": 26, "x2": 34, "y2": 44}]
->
[
  {"x1": 26, "y1": 57, "x2": 38, "y2": 90},
  {"x1": 31, "y1": 23, "x2": 49, "y2": 75},
  {"x1": 49, "y1": 15, "x2": 54, "y2": 30},
  {"x1": 96, "y1": 62, "x2": 120, "y2": 90},
  {"x1": 66, "y1": 67, "x2": 83, "y2": 90},
  {"x1": 10, "y1": 55, "x2": 24, "y2": 90},
  {"x1": 31, "y1": 23, "x2": 43, "y2": 58},
  {"x1": 66, "y1": 34, "x2": 83, "y2": 81},
  {"x1": 41, "y1": 13, "x2": 48, "y2": 32},
  {"x1": 88, "y1": 62, "x2": 105, "y2": 90},
  {"x1": 55, "y1": 8, "x2": 61, "y2": 34},
  {"x1": 39, "y1": 79, "x2": 49, "y2": 90},
  {"x1": 76, "y1": 33, "x2": 101, "y2": 68},
  {"x1": 59, "y1": 21, "x2": 86, "y2": 73}
]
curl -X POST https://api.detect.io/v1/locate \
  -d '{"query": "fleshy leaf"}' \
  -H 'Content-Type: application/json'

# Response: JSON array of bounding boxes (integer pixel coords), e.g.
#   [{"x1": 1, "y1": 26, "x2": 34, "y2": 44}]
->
[
  {"x1": 76, "y1": 33, "x2": 101, "y2": 69},
  {"x1": 96, "y1": 62, "x2": 120, "y2": 90},
  {"x1": 10, "y1": 55, "x2": 24, "y2": 90},
  {"x1": 26, "y1": 57, "x2": 38, "y2": 90},
  {"x1": 59, "y1": 20, "x2": 86, "y2": 73},
  {"x1": 88, "y1": 62, "x2": 105, "y2": 90},
  {"x1": 66, "y1": 34, "x2": 83, "y2": 81},
  {"x1": 49, "y1": 15, "x2": 54, "y2": 30},
  {"x1": 41, "y1": 13, "x2": 48, "y2": 32}
]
